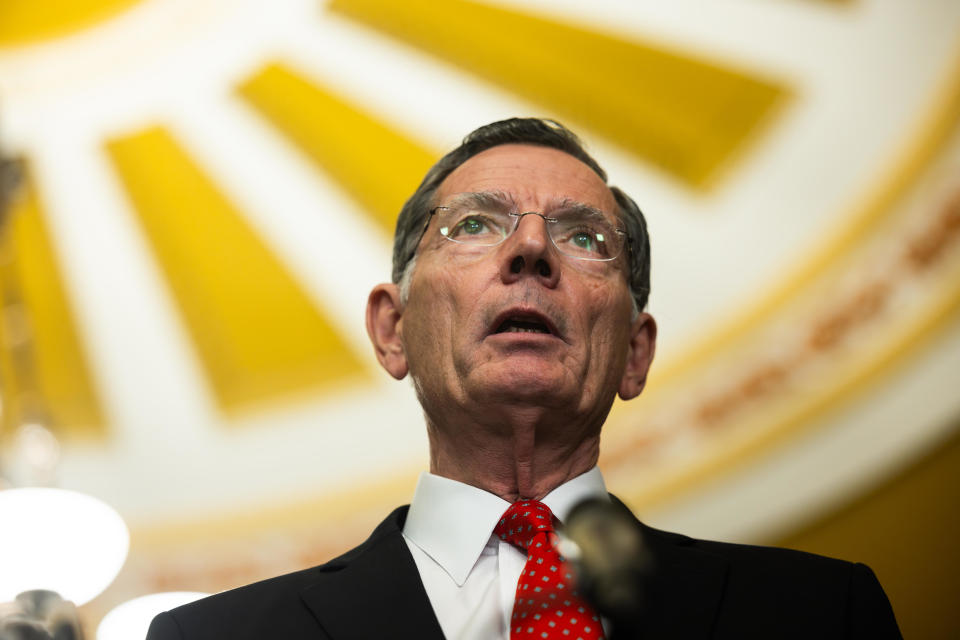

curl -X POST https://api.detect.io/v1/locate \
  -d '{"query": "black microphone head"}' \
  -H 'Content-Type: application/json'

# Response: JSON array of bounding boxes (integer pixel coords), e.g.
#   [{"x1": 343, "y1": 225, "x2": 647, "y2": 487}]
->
[{"x1": 559, "y1": 498, "x2": 649, "y2": 623}]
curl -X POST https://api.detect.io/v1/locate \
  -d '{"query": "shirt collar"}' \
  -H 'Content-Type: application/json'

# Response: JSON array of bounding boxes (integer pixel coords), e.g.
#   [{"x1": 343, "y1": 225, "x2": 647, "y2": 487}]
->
[
  {"x1": 541, "y1": 466, "x2": 609, "y2": 522},
  {"x1": 402, "y1": 467, "x2": 608, "y2": 586}
]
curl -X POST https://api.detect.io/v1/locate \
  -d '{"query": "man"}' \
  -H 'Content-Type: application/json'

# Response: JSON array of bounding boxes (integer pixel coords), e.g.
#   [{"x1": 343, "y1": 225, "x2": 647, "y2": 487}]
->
[{"x1": 146, "y1": 118, "x2": 901, "y2": 639}]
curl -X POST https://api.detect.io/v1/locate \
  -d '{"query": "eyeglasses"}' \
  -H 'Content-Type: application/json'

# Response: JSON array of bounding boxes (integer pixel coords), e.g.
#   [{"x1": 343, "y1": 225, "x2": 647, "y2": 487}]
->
[{"x1": 424, "y1": 201, "x2": 630, "y2": 262}]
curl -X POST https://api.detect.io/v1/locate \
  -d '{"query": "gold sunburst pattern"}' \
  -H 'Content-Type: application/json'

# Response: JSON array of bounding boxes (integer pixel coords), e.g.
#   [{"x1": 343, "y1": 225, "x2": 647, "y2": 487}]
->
[
  {"x1": 237, "y1": 62, "x2": 439, "y2": 231},
  {"x1": 105, "y1": 125, "x2": 369, "y2": 414},
  {"x1": 0, "y1": 167, "x2": 105, "y2": 439},
  {"x1": 328, "y1": 0, "x2": 787, "y2": 189},
  {"x1": 0, "y1": 0, "x2": 145, "y2": 48}
]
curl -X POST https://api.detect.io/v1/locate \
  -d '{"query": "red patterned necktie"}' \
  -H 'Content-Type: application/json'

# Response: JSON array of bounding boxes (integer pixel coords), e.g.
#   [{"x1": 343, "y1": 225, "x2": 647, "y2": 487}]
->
[{"x1": 495, "y1": 500, "x2": 605, "y2": 640}]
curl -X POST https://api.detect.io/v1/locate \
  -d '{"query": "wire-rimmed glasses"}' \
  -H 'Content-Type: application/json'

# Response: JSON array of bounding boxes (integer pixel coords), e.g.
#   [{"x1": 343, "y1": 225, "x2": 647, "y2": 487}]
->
[{"x1": 425, "y1": 196, "x2": 630, "y2": 262}]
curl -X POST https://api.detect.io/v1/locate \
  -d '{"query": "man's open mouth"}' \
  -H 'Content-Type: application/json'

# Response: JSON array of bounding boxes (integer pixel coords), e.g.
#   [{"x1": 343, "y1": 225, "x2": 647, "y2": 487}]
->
[
  {"x1": 494, "y1": 319, "x2": 551, "y2": 334},
  {"x1": 490, "y1": 309, "x2": 559, "y2": 337}
]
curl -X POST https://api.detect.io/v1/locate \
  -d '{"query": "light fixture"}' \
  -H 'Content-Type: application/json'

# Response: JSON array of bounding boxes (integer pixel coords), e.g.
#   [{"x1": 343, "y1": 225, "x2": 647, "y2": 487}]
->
[
  {"x1": 97, "y1": 592, "x2": 210, "y2": 640},
  {"x1": 0, "y1": 487, "x2": 129, "y2": 606}
]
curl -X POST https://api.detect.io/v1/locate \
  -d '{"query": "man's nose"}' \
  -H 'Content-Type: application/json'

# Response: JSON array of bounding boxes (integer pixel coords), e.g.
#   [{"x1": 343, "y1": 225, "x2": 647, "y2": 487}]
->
[{"x1": 498, "y1": 213, "x2": 561, "y2": 288}]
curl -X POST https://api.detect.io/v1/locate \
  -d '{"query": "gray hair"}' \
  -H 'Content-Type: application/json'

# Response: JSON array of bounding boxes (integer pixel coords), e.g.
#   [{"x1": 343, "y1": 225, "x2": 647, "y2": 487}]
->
[{"x1": 392, "y1": 118, "x2": 650, "y2": 311}]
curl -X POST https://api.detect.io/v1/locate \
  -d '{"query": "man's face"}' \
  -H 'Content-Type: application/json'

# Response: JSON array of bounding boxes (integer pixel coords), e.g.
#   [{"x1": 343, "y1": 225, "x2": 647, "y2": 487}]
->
[{"x1": 383, "y1": 144, "x2": 652, "y2": 425}]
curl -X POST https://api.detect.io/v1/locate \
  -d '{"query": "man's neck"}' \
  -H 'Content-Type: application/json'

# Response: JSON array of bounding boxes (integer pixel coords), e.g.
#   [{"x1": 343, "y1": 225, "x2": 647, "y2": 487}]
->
[{"x1": 426, "y1": 418, "x2": 600, "y2": 502}]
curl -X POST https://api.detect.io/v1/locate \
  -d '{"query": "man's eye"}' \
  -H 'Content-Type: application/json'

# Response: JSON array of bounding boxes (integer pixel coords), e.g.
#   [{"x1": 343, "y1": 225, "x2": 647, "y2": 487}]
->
[
  {"x1": 557, "y1": 224, "x2": 611, "y2": 258},
  {"x1": 458, "y1": 216, "x2": 487, "y2": 235},
  {"x1": 448, "y1": 214, "x2": 504, "y2": 240},
  {"x1": 438, "y1": 209, "x2": 508, "y2": 244},
  {"x1": 571, "y1": 232, "x2": 595, "y2": 250}
]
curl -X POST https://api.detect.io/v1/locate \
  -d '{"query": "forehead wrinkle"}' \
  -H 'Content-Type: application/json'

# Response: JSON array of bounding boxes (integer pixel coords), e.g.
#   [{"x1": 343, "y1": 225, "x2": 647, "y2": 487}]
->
[
  {"x1": 444, "y1": 190, "x2": 517, "y2": 210},
  {"x1": 438, "y1": 148, "x2": 617, "y2": 211}
]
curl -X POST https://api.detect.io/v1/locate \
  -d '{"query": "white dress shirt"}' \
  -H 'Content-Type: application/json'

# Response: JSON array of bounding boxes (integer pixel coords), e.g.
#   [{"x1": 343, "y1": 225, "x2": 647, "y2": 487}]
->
[{"x1": 402, "y1": 467, "x2": 610, "y2": 640}]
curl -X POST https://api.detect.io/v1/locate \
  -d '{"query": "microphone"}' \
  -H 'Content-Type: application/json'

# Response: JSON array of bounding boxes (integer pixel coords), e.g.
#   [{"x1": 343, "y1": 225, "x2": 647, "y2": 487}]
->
[
  {"x1": 0, "y1": 591, "x2": 84, "y2": 640},
  {"x1": 558, "y1": 498, "x2": 649, "y2": 626}
]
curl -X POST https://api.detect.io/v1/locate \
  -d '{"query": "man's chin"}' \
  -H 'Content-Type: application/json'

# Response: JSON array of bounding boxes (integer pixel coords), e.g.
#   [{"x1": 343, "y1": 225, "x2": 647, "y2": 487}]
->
[{"x1": 469, "y1": 358, "x2": 576, "y2": 405}]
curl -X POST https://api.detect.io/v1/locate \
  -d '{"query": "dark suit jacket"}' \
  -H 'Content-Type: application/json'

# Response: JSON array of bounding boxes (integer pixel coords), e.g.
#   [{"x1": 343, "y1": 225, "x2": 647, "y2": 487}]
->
[{"x1": 146, "y1": 503, "x2": 901, "y2": 639}]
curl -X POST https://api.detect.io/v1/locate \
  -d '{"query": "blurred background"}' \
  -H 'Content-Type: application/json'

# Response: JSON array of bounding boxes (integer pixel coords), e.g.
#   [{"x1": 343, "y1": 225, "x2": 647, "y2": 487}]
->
[{"x1": 0, "y1": 0, "x2": 958, "y2": 637}]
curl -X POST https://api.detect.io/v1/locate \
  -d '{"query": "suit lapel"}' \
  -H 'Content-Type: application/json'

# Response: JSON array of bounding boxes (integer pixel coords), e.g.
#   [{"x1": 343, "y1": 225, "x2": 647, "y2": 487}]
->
[{"x1": 300, "y1": 507, "x2": 445, "y2": 640}]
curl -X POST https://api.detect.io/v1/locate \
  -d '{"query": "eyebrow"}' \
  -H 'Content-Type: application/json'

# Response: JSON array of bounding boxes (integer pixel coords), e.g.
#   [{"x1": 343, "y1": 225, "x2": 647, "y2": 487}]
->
[
  {"x1": 546, "y1": 198, "x2": 609, "y2": 222},
  {"x1": 445, "y1": 192, "x2": 610, "y2": 221},
  {"x1": 444, "y1": 190, "x2": 517, "y2": 211}
]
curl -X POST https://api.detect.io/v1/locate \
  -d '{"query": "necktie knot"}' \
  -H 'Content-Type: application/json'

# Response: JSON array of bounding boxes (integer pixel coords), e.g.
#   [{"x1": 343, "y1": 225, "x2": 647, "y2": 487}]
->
[{"x1": 494, "y1": 500, "x2": 556, "y2": 550}]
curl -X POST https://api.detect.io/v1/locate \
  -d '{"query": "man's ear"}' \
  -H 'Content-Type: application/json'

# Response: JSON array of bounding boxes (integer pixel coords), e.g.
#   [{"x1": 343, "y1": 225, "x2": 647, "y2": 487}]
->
[
  {"x1": 618, "y1": 312, "x2": 657, "y2": 401},
  {"x1": 365, "y1": 283, "x2": 408, "y2": 380}
]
